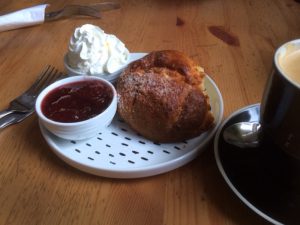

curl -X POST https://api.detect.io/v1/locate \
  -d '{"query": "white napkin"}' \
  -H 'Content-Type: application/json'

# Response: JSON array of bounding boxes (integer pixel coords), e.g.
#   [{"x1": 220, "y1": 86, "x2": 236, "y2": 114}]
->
[{"x1": 0, "y1": 4, "x2": 48, "y2": 32}]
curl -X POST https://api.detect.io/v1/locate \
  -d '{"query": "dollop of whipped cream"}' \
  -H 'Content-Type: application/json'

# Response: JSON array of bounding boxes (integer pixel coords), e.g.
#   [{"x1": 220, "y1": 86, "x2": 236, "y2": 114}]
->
[{"x1": 67, "y1": 24, "x2": 129, "y2": 75}]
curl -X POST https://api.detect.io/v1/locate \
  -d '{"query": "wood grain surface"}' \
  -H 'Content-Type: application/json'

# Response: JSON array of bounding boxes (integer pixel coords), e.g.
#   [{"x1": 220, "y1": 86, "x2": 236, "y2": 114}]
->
[{"x1": 0, "y1": 0, "x2": 299, "y2": 224}]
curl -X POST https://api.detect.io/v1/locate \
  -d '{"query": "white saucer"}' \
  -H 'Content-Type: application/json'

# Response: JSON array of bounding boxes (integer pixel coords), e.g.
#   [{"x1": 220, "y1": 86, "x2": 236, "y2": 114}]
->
[{"x1": 39, "y1": 75, "x2": 223, "y2": 178}]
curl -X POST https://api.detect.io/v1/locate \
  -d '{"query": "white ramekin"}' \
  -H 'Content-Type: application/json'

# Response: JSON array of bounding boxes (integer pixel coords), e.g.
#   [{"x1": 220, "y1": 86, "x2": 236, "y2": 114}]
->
[
  {"x1": 35, "y1": 75, "x2": 117, "y2": 140},
  {"x1": 63, "y1": 54, "x2": 126, "y2": 83}
]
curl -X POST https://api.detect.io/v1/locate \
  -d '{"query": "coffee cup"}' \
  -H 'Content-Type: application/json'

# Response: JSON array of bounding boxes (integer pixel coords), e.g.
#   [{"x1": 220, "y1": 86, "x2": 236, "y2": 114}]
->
[{"x1": 260, "y1": 39, "x2": 300, "y2": 159}]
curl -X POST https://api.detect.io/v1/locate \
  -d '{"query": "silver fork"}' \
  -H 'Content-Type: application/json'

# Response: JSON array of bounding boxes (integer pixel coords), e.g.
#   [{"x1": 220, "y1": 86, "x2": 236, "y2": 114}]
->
[
  {"x1": 44, "y1": 2, "x2": 120, "y2": 22},
  {"x1": 0, "y1": 65, "x2": 64, "y2": 120},
  {"x1": 0, "y1": 111, "x2": 33, "y2": 129},
  {"x1": 45, "y1": 5, "x2": 101, "y2": 21}
]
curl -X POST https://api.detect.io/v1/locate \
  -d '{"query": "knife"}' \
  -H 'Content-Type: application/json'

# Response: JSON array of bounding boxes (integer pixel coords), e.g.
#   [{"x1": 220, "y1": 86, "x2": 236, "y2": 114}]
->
[{"x1": 0, "y1": 2, "x2": 120, "y2": 32}]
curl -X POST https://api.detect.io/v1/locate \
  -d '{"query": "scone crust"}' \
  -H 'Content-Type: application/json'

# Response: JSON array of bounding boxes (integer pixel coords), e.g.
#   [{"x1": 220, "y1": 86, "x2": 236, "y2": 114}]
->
[{"x1": 117, "y1": 50, "x2": 214, "y2": 142}]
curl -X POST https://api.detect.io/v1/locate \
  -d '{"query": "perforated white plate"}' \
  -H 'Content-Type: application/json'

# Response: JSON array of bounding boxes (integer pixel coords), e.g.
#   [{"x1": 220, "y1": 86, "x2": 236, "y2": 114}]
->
[{"x1": 39, "y1": 75, "x2": 223, "y2": 178}]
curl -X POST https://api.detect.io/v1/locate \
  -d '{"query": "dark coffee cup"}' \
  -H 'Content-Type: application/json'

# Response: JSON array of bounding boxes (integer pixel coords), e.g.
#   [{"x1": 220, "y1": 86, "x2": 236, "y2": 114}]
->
[{"x1": 260, "y1": 39, "x2": 300, "y2": 159}]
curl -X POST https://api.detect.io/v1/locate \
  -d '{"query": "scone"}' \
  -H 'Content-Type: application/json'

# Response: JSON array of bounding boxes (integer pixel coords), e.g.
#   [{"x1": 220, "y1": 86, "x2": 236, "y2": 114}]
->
[{"x1": 116, "y1": 50, "x2": 214, "y2": 142}]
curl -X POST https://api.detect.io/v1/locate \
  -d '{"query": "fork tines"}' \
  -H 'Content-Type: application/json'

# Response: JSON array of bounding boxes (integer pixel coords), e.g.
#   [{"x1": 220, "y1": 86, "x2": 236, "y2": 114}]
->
[{"x1": 27, "y1": 65, "x2": 64, "y2": 96}]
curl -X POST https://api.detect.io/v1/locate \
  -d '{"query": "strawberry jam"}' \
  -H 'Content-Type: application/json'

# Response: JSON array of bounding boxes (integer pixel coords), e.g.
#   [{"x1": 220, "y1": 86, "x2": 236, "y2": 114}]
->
[{"x1": 42, "y1": 80, "x2": 113, "y2": 123}]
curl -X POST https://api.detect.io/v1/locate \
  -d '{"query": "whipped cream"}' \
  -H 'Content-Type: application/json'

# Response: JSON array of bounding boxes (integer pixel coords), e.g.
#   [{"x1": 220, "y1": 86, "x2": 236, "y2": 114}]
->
[{"x1": 67, "y1": 24, "x2": 129, "y2": 75}]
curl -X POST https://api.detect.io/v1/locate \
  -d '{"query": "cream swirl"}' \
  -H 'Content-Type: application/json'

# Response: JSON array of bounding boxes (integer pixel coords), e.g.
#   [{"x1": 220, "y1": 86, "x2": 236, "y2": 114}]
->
[{"x1": 67, "y1": 24, "x2": 129, "y2": 75}]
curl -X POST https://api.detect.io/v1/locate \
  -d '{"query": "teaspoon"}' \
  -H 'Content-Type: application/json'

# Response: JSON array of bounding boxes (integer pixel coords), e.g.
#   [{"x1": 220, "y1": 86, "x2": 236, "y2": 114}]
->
[{"x1": 223, "y1": 122, "x2": 261, "y2": 148}]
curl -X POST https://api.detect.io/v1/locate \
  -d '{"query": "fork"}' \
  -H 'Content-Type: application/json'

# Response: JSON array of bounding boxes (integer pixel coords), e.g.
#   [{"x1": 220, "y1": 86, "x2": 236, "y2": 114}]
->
[
  {"x1": 0, "y1": 111, "x2": 33, "y2": 130},
  {"x1": 44, "y1": 2, "x2": 121, "y2": 22},
  {"x1": 0, "y1": 65, "x2": 64, "y2": 120},
  {"x1": 0, "y1": 3, "x2": 120, "y2": 32},
  {"x1": 45, "y1": 5, "x2": 102, "y2": 21}
]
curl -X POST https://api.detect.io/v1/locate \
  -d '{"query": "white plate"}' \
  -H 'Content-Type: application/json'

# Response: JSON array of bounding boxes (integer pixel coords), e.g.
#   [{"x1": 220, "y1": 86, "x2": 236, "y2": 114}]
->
[{"x1": 39, "y1": 74, "x2": 224, "y2": 178}]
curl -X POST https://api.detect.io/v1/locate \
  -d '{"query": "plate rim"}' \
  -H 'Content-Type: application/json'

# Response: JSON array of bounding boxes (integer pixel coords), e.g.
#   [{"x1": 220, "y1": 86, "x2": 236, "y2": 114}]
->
[
  {"x1": 40, "y1": 67, "x2": 224, "y2": 178},
  {"x1": 214, "y1": 103, "x2": 283, "y2": 225}
]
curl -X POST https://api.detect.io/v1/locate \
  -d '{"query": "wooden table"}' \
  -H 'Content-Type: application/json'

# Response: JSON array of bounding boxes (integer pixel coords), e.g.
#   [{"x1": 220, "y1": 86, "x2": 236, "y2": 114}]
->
[{"x1": 0, "y1": 0, "x2": 299, "y2": 224}]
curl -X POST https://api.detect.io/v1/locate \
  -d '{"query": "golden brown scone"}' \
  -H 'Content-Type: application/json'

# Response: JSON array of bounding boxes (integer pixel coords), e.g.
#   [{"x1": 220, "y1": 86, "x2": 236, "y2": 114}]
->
[{"x1": 116, "y1": 50, "x2": 214, "y2": 142}]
